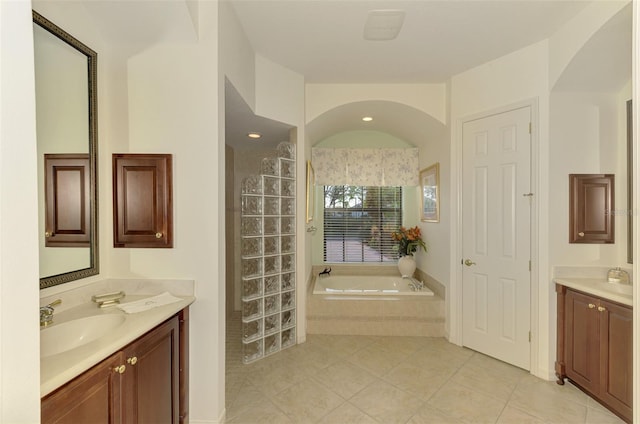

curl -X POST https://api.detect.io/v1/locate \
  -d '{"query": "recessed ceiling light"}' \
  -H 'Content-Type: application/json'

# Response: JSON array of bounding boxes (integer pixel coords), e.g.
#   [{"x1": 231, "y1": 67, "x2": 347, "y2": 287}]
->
[
  {"x1": 247, "y1": 132, "x2": 262, "y2": 139},
  {"x1": 362, "y1": 116, "x2": 373, "y2": 122}
]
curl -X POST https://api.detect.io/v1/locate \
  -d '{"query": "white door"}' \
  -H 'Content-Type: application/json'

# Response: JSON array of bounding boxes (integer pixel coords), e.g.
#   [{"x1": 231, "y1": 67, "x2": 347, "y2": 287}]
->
[{"x1": 461, "y1": 106, "x2": 532, "y2": 370}]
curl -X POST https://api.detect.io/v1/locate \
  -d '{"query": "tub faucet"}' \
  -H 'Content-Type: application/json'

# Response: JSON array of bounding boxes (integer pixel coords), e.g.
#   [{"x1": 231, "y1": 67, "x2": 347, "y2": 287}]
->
[
  {"x1": 403, "y1": 276, "x2": 424, "y2": 291},
  {"x1": 40, "y1": 299, "x2": 62, "y2": 327},
  {"x1": 319, "y1": 267, "x2": 332, "y2": 277}
]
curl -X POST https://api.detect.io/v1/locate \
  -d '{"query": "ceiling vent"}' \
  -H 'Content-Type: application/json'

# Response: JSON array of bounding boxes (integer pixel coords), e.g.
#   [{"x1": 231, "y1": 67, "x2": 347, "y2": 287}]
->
[{"x1": 363, "y1": 9, "x2": 405, "y2": 41}]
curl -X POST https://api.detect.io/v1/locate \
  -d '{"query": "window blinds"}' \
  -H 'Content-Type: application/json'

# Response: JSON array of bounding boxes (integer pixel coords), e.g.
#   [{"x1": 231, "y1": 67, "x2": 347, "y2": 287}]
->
[{"x1": 323, "y1": 185, "x2": 402, "y2": 263}]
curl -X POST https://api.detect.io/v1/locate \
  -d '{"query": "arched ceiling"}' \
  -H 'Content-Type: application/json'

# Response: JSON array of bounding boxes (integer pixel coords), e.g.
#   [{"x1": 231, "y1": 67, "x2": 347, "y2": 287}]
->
[
  {"x1": 553, "y1": 3, "x2": 631, "y2": 92},
  {"x1": 306, "y1": 101, "x2": 448, "y2": 146}
]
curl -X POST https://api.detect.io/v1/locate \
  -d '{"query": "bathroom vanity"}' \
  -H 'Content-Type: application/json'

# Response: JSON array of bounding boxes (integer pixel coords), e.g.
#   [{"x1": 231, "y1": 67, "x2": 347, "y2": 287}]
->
[
  {"x1": 555, "y1": 278, "x2": 632, "y2": 423},
  {"x1": 39, "y1": 280, "x2": 194, "y2": 424},
  {"x1": 42, "y1": 309, "x2": 188, "y2": 423}
]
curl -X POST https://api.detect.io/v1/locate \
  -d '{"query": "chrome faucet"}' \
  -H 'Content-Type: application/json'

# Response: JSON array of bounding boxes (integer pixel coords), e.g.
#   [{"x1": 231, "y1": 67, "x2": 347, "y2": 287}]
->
[
  {"x1": 40, "y1": 299, "x2": 61, "y2": 327},
  {"x1": 607, "y1": 267, "x2": 631, "y2": 284},
  {"x1": 403, "y1": 275, "x2": 424, "y2": 291}
]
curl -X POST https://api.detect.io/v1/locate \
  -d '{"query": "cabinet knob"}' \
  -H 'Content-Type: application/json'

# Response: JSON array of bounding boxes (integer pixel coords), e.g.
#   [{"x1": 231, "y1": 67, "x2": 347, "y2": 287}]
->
[
  {"x1": 155, "y1": 232, "x2": 163, "y2": 239},
  {"x1": 598, "y1": 306, "x2": 607, "y2": 312},
  {"x1": 578, "y1": 232, "x2": 585, "y2": 237},
  {"x1": 127, "y1": 356, "x2": 138, "y2": 365},
  {"x1": 45, "y1": 231, "x2": 53, "y2": 238},
  {"x1": 113, "y1": 365, "x2": 126, "y2": 374},
  {"x1": 588, "y1": 303, "x2": 596, "y2": 309}
]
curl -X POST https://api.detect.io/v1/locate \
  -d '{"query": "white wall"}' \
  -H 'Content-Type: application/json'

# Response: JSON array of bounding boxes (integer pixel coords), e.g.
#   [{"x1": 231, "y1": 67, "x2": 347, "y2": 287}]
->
[
  {"x1": 548, "y1": 91, "x2": 629, "y2": 266},
  {"x1": 0, "y1": 0, "x2": 41, "y2": 421}
]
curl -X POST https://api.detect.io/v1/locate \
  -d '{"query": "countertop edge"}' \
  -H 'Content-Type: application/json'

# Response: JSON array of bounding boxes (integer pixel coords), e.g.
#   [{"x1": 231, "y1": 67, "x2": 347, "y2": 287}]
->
[{"x1": 554, "y1": 278, "x2": 632, "y2": 307}]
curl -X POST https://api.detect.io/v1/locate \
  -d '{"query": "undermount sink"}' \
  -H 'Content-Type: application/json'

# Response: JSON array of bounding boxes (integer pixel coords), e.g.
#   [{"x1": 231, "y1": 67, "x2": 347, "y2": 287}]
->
[{"x1": 41, "y1": 314, "x2": 126, "y2": 358}]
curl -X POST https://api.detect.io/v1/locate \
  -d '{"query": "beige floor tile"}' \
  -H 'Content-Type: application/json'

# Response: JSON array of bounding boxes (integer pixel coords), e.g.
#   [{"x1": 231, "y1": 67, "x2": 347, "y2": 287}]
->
[
  {"x1": 271, "y1": 377, "x2": 345, "y2": 423},
  {"x1": 585, "y1": 407, "x2": 626, "y2": 424},
  {"x1": 226, "y1": 381, "x2": 276, "y2": 421},
  {"x1": 226, "y1": 397, "x2": 293, "y2": 424},
  {"x1": 349, "y1": 380, "x2": 424, "y2": 424},
  {"x1": 317, "y1": 402, "x2": 379, "y2": 424},
  {"x1": 347, "y1": 342, "x2": 414, "y2": 377},
  {"x1": 382, "y1": 362, "x2": 456, "y2": 402},
  {"x1": 312, "y1": 361, "x2": 380, "y2": 400},
  {"x1": 496, "y1": 406, "x2": 547, "y2": 424},
  {"x1": 448, "y1": 354, "x2": 527, "y2": 402},
  {"x1": 427, "y1": 381, "x2": 507, "y2": 423},
  {"x1": 407, "y1": 403, "x2": 466, "y2": 424},
  {"x1": 509, "y1": 377, "x2": 588, "y2": 423},
  {"x1": 306, "y1": 334, "x2": 375, "y2": 357}
]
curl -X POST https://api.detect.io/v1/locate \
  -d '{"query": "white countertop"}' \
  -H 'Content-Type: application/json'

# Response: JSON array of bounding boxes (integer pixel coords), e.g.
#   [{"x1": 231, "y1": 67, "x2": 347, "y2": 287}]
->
[
  {"x1": 554, "y1": 278, "x2": 632, "y2": 307},
  {"x1": 40, "y1": 279, "x2": 195, "y2": 397}
]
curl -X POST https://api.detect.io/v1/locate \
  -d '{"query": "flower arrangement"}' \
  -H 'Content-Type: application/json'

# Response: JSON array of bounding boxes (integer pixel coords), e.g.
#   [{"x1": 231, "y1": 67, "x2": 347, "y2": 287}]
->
[{"x1": 391, "y1": 226, "x2": 427, "y2": 257}]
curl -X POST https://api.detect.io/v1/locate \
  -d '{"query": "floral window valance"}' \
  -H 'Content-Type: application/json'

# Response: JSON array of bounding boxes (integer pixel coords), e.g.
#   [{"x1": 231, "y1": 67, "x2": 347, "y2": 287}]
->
[{"x1": 312, "y1": 148, "x2": 419, "y2": 186}]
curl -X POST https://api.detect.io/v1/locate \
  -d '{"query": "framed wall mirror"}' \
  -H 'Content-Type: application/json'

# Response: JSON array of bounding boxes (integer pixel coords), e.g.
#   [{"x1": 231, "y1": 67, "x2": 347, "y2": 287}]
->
[{"x1": 33, "y1": 11, "x2": 99, "y2": 289}]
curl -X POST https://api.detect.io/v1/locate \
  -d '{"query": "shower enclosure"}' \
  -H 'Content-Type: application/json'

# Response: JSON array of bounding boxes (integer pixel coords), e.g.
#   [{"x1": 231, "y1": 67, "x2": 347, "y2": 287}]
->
[{"x1": 239, "y1": 142, "x2": 296, "y2": 363}]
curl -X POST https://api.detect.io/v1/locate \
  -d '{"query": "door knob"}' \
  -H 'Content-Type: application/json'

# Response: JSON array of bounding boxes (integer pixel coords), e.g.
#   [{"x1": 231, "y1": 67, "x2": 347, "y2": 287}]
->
[{"x1": 464, "y1": 259, "x2": 476, "y2": 266}]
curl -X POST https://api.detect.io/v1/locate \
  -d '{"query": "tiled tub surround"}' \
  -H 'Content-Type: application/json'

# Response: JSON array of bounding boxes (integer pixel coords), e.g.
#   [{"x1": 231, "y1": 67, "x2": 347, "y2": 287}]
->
[
  {"x1": 307, "y1": 266, "x2": 445, "y2": 337},
  {"x1": 313, "y1": 275, "x2": 435, "y2": 296},
  {"x1": 40, "y1": 279, "x2": 195, "y2": 396}
]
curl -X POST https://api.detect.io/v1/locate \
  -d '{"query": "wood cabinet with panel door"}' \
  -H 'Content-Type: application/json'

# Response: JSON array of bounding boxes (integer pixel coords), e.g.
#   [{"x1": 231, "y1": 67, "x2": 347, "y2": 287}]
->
[
  {"x1": 556, "y1": 285, "x2": 632, "y2": 422},
  {"x1": 113, "y1": 154, "x2": 173, "y2": 248},
  {"x1": 569, "y1": 174, "x2": 614, "y2": 244},
  {"x1": 42, "y1": 309, "x2": 189, "y2": 424}
]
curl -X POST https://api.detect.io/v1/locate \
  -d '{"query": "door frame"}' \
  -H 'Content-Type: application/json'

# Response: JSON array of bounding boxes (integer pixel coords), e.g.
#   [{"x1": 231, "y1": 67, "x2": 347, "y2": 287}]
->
[{"x1": 449, "y1": 98, "x2": 540, "y2": 374}]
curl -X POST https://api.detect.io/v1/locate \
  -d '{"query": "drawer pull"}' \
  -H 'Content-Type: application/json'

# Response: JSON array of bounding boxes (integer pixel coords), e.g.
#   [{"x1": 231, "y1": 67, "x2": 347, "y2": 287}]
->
[
  {"x1": 588, "y1": 303, "x2": 596, "y2": 309},
  {"x1": 127, "y1": 356, "x2": 138, "y2": 365},
  {"x1": 113, "y1": 365, "x2": 126, "y2": 374}
]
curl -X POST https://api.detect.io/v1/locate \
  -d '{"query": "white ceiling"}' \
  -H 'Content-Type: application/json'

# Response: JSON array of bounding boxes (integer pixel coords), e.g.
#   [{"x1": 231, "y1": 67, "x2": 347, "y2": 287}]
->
[{"x1": 230, "y1": 0, "x2": 593, "y2": 84}]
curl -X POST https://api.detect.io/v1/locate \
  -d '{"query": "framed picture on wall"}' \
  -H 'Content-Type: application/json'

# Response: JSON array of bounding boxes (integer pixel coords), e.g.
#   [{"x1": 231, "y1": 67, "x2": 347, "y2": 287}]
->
[
  {"x1": 420, "y1": 163, "x2": 439, "y2": 222},
  {"x1": 306, "y1": 160, "x2": 315, "y2": 223}
]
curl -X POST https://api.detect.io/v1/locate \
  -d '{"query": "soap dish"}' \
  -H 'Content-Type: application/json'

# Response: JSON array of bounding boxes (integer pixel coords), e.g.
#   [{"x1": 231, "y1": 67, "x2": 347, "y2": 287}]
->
[{"x1": 92, "y1": 291, "x2": 125, "y2": 308}]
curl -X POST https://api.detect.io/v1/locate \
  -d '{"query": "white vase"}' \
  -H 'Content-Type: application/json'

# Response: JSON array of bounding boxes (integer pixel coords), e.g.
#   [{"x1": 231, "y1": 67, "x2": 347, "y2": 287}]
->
[{"x1": 398, "y1": 255, "x2": 417, "y2": 277}]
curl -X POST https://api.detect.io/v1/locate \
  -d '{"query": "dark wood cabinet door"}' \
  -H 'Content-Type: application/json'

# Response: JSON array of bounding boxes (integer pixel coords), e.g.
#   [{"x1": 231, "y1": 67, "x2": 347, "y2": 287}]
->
[
  {"x1": 569, "y1": 174, "x2": 614, "y2": 243},
  {"x1": 599, "y1": 299, "x2": 632, "y2": 422},
  {"x1": 42, "y1": 351, "x2": 124, "y2": 424},
  {"x1": 565, "y1": 289, "x2": 600, "y2": 393},
  {"x1": 44, "y1": 154, "x2": 91, "y2": 247},
  {"x1": 123, "y1": 315, "x2": 180, "y2": 423},
  {"x1": 113, "y1": 154, "x2": 173, "y2": 248}
]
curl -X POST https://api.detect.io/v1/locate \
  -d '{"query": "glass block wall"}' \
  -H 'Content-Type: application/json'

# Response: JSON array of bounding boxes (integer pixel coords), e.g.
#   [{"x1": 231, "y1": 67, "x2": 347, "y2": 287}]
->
[{"x1": 240, "y1": 142, "x2": 296, "y2": 364}]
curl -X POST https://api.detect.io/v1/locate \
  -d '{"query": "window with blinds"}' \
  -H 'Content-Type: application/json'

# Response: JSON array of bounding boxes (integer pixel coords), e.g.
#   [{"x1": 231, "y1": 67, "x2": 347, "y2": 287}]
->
[{"x1": 323, "y1": 185, "x2": 402, "y2": 262}]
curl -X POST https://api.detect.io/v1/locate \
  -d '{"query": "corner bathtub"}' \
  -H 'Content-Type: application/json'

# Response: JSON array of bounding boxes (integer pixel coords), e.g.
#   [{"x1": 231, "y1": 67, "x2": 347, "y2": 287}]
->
[{"x1": 313, "y1": 275, "x2": 434, "y2": 296}]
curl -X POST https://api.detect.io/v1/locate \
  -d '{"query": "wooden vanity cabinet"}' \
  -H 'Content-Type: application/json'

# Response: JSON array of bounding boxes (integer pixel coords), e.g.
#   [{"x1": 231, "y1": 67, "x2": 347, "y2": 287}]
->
[
  {"x1": 41, "y1": 350, "x2": 124, "y2": 423},
  {"x1": 556, "y1": 285, "x2": 632, "y2": 422},
  {"x1": 42, "y1": 308, "x2": 189, "y2": 424}
]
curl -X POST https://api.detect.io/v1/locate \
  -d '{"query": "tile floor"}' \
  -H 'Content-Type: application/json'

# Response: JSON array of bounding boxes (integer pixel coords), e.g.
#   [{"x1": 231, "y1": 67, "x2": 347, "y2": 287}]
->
[{"x1": 225, "y1": 314, "x2": 625, "y2": 423}]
